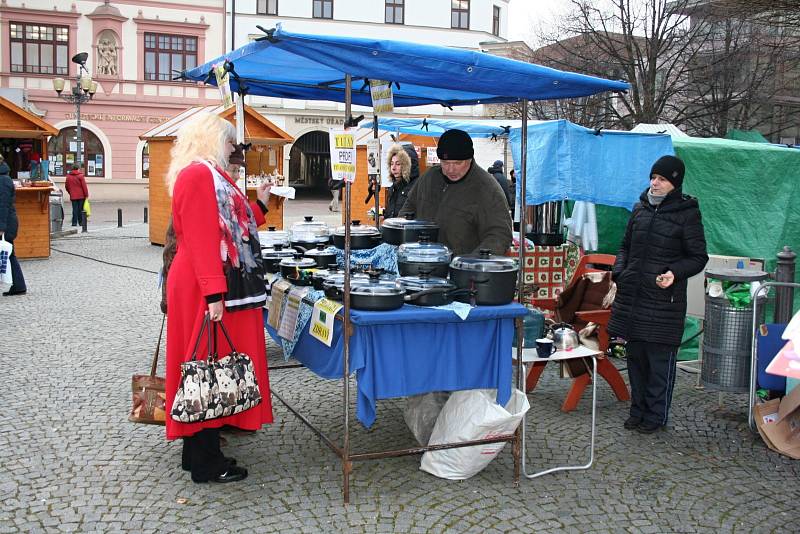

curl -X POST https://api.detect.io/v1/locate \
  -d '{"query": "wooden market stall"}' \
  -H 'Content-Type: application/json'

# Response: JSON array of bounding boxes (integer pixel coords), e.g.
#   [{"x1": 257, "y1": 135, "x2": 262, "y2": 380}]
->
[
  {"x1": 0, "y1": 96, "x2": 58, "y2": 259},
  {"x1": 140, "y1": 104, "x2": 293, "y2": 245}
]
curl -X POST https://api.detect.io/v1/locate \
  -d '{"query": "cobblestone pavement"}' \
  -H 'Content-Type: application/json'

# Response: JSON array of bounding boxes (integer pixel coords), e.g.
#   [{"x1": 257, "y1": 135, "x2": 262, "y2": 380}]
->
[{"x1": 2, "y1": 201, "x2": 798, "y2": 533}]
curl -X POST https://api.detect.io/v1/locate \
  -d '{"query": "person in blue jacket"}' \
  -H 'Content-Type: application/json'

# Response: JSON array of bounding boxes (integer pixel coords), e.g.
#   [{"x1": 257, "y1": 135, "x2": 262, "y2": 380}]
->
[{"x1": 0, "y1": 157, "x2": 27, "y2": 296}]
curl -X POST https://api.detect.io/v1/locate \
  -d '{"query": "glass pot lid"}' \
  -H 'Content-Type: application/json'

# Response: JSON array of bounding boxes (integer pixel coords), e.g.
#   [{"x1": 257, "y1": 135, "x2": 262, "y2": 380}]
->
[
  {"x1": 349, "y1": 278, "x2": 405, "y2": 296},
  {"x1": 450, "y1": 249, "x2": 519, "y2": 272},
  {"x1": 304, "y1": 244, "x2": 337, "y2": 257},
  {"x1": 333, "y1": 220, "x2": 381, "y2": 237},
  {"x1": 279, "y1": 255, "x2": 317, "y2": 269},
  {"x1": 397, "y1": 240, "x2": 452, "y2": 263},
  {"x1": 396, "y1": 274, "x2": 455, "y2": 292},
  {"x1": 290, "y1": 216, "x2": 330, "y2": 240},
  {"x1": 262, "y1": 245, "x2": 297, "y2": 259},
  {"x1": 382, "y1": 213, "x2": 439, "y2": 231},
  {"x1": 258, "y1": 228, "x2": 289, "y2": 244}
]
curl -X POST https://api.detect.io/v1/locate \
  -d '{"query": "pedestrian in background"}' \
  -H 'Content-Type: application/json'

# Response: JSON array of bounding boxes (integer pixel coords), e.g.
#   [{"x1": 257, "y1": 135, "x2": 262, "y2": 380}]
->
[
  {"x1": 609, "y1": 155, "x2": 707, "y2": 434},
  {"x1": 328, "y1": 175, "x2": 343, "y2": 212},
  {"x1": 487, "y1": 160, "x2": 512, "y2": 210},
  {"x1": 164, "y1": 112, "x2": 274, "y2": 483},
  {"x1": 64, "y1": 164, "x2": 89, "y2": 227},
  {"x1": 384, "y1": 143, "x2": 419, "y2": 219},
  {"x1": 0, "y1": 156, "x2": 27, "y2": 296}
]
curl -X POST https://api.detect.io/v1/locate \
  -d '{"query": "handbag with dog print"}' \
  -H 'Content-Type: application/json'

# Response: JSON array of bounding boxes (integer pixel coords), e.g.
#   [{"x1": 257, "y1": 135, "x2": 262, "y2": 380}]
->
[{"x1": 170, "y1": 315, "x2": 262, "y2": 423}]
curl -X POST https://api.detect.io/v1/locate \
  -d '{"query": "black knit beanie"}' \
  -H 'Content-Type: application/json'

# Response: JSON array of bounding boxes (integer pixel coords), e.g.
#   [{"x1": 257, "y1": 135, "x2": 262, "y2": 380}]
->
[
  {"x1": 437, "y1": 129, "x2": 474, "y2": 160},
  {"x1": 650, "y1": 155, "x2": 685, "y2": 189}
]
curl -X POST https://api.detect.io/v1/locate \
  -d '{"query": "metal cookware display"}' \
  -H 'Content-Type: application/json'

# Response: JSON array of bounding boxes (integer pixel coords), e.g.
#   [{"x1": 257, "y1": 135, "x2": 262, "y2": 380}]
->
[
  {"x1": 550, "y1": 322, "x2": 580, "y2": 351},
  {"x1": 381, "y1": 213, "x2": 440, "y2": 245},
  {"x1": 278, "y1": 253, "x2": 317, "y2": 278},
  {"x1": 396, "y1": 237, "x2": 452, "y2": 278},
  {"x1": 262, "y1": 244, "x2": 299, "y2": 274},
  {"x1": 322, "y1": 270, "x2": 393, "y2": 302},
  {"x1": 303, "y1": 244, "x2": 338, "y2": 269},
  {"x1": 332, "y1": 220, "x2": 382, "y2": 250},
  {"x1": 348, "y1": 273, "x2": 405, "y2": 311},
  {"x1": 258, "y1": 226, "x2": 290, "y2": 248},
  {"x1": 449, "y1": 249, "x2": 519, "y2": 306},
  {"x1": 396, "y1": 274, "x2": 471, "y2": 307},
  {"x1": 290, "y1": 216, "x2": 331, "y2": 250}
]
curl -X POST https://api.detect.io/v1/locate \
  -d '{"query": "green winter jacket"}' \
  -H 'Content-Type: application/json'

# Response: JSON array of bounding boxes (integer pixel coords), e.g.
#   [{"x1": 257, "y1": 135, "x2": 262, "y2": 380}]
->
[{"x1": 400, "y1": 161, "x2": 512, "y2": 256}]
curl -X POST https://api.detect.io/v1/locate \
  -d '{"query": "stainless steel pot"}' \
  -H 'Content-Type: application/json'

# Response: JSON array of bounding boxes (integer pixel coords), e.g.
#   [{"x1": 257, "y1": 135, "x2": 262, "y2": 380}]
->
[
  {"x1": 449, "y1": 249, "x2": 519, "y2": 306},
  {"x1": 551, "y1": 322, "x2": 580, "y2": 351}
]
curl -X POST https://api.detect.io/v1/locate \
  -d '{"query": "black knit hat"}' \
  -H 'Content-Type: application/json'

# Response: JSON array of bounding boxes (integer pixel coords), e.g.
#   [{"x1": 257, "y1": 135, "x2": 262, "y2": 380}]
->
[
  {"x1": 650, "y1": 155, "x2": 685, "y2": 189},
  {"x1": 437, "y1": 129, "x2": 474, "y2": 160}
]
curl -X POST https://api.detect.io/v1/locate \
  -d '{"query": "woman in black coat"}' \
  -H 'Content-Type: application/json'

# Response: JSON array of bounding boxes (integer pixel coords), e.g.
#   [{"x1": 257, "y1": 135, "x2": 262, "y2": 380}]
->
[
  {"x1": 0, "y1": 158, "x2": 27, "y2": 296},
  {"x1": 384, "y1": 144, "x2": 419, "y2": 219},
  {"x1": 608, "y1": 155, "x2": 707, "y2": 434}
]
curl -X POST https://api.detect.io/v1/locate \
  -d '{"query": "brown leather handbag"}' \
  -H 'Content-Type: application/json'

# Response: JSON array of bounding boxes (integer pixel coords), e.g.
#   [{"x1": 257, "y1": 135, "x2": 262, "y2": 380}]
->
[{"x1": 129, "y1": 314, "x2": 167, "y2": 425}]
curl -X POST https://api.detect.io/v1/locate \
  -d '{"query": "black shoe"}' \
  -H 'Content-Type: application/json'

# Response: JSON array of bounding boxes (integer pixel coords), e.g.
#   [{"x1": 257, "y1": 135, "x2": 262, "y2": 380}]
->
[
  {"x1": 182, "y1": 457, "x2": 237, "y2": 472},
  {"x1": 213, "y1": 465, "x2": 248, "y2": 483},
  {"x1": 2, "y1": 289, "x2": 26, "y2": 296},
  {"x1": 623, "y1": 416, "x2": 642, "y2": 430},
  {"x1": 636, "y1": 421, "x2": 663, "y2": 434}
]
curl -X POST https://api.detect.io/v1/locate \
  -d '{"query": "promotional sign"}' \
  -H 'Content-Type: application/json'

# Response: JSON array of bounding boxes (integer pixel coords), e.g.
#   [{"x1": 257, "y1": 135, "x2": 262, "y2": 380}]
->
[
  {"x1": 309, "y1": 298, "x2": 344, "y2": 346},
  {"x1": 366, "y1": 138, "x2": 381, "y2": 175},
  {"x1": 329, "y1": 129, "x2": 356, "y2": 183},
  {"x1": 369, "y1": 80, "x2": 394, "y2": 114},
  {"x1": 427, "y1": 147, "x2": 440, "y2": 166},
  {"x1": 214, "y1": 62, "x2": 233, "y2": 108}
]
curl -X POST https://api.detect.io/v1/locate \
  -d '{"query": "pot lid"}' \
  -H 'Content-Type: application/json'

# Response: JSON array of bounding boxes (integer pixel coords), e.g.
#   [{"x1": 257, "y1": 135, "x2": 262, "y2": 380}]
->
[
  {"x1": 303, "y1": 244, "x2": 337, "y2": 257},
  {"x1": 279, "y1": 255, "x2": 317, "y2": 269},
  {"x1": 258, "y1": 228, "x2": 289, "y2": 242},
  {"x1": 396, "y1": 274, "x2": 455, "y2": 292},
  {"x1": 382, "y1": 213, "x2": 439, "y2": 231},
  {"x1": 450, "y1": 249, "x2": 519, "y2": 272},
  {"x1": 397, "y1": 239, "x2": 452, "y2": 263},
  {"x1": 290, "y1": 216, "x2": 330, "y2": 240},
  {"x1": 350, "y1": 278, "x2": 405, "y2": 296},
  {"x1": 262, "y1": 245, "x2": 298, "y2": 259},
  {"x1": 333, "y1": 220, "x2": 381, "y2": 237}
]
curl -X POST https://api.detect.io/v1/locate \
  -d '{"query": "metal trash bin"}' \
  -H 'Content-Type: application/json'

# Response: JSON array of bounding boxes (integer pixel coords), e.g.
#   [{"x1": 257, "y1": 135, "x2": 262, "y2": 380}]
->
[
  {"x1": 49, "y1": 188, "x2": 64, "y2": 234},
  {"x1": 701, "y1": 268, "x2": 769, "y2": 393}
]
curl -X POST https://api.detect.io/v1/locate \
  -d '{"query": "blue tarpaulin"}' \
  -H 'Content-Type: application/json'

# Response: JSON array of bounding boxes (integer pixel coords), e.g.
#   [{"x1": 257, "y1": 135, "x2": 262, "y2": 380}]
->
[
  {"x1": 360, "y1": 117, "x2": 523, "y2": 138},
  {"x1": 183, "y1": 24, "x2": 629, "y2": 107},
  {"x1": 509, "y1": 120, "x2": 675, "y2": 209}
]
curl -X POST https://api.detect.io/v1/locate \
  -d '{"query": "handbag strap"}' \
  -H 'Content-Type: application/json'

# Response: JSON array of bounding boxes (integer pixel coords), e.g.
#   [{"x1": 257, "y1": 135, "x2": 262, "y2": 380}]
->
[
  {"x1": 149, "y1": 313, "x2": 166, "y2": 377},
  {"x1": 212, "y1": 319, "x2": 238, "y2": 354},
  {"x1": 189, "y1": 314, "x2": 213, "y2": 361}
]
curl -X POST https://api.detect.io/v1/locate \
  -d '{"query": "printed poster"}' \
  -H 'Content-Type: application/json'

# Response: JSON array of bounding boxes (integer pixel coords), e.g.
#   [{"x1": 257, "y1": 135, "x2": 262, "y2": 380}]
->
[
  {"x1": 66, "y1": 154, "x2": 75, "y2": 165},
  {"x1": 95, "y1": 154, "x2": 103, "y2": 170},
  {"x1": 87, "y1": 160, "x2": 96, "y2": 176},
  {"x1": 277, "y1": 286, "x2": 309, "y2": 340},
  {"x1": 329, "y1": 129, "x2": 356, "y2": 183},
  {"x1": 69, "y1": 141, "x2": 78, "y2": 152},
  {"x1": 309, "y1": 298, "x2": 343, "y2": 347},
  {"x1": 268, "y1": 279, "x2": 291, "y2": 330},
  {"x1": 214, "y1": 62, "x2": 233, "y2": 108},
  {"x1": 369, "y1": 79, "x2": 394, "y2": 114},
  {"x1": 366, "y1": 138, "x2": 380, "y2": 175},
  {"x1": 426, "y1": 147, "x2": 440, "y2": 166}
]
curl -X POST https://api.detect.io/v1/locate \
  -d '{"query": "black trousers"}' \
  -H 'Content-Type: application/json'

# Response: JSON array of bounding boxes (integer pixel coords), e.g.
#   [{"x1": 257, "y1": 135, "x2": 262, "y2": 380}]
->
[
  {"x1": 626, "y1": 341, "x2": 679, "y2": 426},
  {"x1": 70, "y1": 199, "x2": 84, "y2": 226},
  {"x1": 181, "y1": 428, "x2": 229, "y2": 482}
]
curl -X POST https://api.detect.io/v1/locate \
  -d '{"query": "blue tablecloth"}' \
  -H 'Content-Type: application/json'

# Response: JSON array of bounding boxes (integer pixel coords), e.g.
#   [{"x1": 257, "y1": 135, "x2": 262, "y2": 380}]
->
[{"x1": 265, "y1": 302, "x2": 527, "y2": 428}]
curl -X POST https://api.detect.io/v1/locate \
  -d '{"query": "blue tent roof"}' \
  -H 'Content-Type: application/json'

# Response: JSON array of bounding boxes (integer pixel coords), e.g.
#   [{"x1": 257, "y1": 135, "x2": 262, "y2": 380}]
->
[
  {"x1": 361, "y1": 117, "x2": 527, "y2": 138},
  {"x1": 183, "y1": 24, "x2": 629, "y2": 108}
]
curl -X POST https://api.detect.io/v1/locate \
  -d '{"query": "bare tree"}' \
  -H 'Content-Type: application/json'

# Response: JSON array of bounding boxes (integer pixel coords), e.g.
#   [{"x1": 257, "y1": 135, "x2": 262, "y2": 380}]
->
[{"x1": 723, "y1": 0, "x2": 800, "y2": 29}]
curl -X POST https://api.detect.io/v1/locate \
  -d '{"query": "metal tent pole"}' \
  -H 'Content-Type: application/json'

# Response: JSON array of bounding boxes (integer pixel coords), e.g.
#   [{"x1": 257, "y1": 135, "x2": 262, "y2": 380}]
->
[
  {"x1": 342, "y1": 72, "x2": 353, "y2": 504},
  {"x1": 372, "y1": 114, "x2": 381, "y2": 229}
]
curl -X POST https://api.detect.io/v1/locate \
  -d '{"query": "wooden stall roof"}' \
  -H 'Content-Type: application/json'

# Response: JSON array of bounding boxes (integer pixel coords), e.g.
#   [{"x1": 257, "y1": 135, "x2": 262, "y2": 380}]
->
[
  {"x1": 0, "y1": 96, "x2": 58, "y2": 138},
  {"x1": 139, "y1": 104, "x2": 293, "y2": 144}
]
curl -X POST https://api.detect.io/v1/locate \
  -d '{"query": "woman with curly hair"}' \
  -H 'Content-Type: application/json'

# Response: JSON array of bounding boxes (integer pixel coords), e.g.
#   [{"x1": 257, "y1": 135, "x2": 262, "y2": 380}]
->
[{"x1": 384, "y1": 143, "x2": 419, "y2": 219}]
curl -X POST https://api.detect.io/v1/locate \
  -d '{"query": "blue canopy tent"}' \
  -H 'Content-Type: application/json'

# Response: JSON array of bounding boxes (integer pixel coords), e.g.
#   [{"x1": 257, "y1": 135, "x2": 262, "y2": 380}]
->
[
  {"x1": 180, "y1": 24, "x2": 630, "y2": 502},
  {"x1": 360, "y1": 118, "x2": 525, "y2": 139}
]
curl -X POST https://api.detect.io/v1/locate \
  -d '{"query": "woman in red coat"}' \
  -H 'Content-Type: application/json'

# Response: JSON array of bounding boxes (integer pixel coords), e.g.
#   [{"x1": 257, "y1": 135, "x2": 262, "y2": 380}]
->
[{"x1": 165, "y1": 112, "x2": 273, "y2": 483}]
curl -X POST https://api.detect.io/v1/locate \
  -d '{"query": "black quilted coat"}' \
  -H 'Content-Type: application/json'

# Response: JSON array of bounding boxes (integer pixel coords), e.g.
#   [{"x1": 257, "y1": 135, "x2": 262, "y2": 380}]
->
[{"x1": 608, "y1": 188, "x2": 708, "y2": 346}]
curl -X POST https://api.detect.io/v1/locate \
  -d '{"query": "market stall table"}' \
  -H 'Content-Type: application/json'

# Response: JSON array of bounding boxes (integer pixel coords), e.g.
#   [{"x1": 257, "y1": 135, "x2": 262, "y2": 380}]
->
[
  {"x1": 265, "y1": 302, "x2": 528, "y2": 428},
  {"x1": 14, "y1": 185, "x2": 54, "y2": 259}
]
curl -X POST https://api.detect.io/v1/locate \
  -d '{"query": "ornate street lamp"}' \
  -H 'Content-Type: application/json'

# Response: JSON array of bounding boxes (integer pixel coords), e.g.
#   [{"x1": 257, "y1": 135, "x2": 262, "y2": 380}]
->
[{"x1": 53, "y1": 52, "x2": 97, "y2": 169}]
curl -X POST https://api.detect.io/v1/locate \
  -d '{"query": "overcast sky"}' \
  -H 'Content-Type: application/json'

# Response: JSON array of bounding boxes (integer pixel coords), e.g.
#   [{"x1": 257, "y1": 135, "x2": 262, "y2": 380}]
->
[{"x1": 507, "y1": 0, "x2": 571, "y2": 45}]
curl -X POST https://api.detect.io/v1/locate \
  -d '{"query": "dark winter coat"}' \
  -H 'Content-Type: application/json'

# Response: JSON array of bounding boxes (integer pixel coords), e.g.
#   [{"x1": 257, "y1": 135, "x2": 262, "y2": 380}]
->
[
  {"x1": 0, "y1": 162, "x2": 19, "y2": 241},
  {"x1": 487, "y1": 162, "x2": 512, "y2": 209},
  {"x1": 65, "y1": 169, "x2": 89, "y2": 200},
  {"x1": 608, "y1": 188, "x2": 708, "y2": 346},
  {"x1": 400, "y1": 161, "x2": 512, "y2": 256},
  {"x1": 385, "y1": 144, "x2": 419, "y2": 219}
]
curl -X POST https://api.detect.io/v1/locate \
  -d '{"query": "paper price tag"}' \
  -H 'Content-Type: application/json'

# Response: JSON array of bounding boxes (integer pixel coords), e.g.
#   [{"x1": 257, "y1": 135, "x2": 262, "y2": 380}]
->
[
  {"x1": 330, "y1": 129, "x2": 356, "y2": 183},
  {"x1": 309, "y1": 298, "x2": 343, "y2": 346}
]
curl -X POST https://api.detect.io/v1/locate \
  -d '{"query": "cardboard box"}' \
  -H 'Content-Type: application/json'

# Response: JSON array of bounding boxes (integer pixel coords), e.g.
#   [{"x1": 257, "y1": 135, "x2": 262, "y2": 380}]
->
[{"x1": 757, "y1": 385, "x2": 800, "y2": 459}]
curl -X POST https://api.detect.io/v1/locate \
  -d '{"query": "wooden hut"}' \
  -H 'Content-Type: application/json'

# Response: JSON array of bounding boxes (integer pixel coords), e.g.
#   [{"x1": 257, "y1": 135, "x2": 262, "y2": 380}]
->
[
  {"x1": 140, "y1": 104, "x2": 293, "y2": 245},
  {"x1": 0, "y1": 96, "x2": 58, "y2": 259}
]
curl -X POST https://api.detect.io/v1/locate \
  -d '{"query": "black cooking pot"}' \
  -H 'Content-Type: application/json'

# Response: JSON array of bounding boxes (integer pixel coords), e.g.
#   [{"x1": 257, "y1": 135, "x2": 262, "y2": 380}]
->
[
  {"x1": 381, "y1": 213, "x2": 439, "y2": 245},
  {"x1": 396, "y1": 236, "x2": 452, "y2": 278},
  {"x1": 311, "y1": 266, "x2": 339, "y2": 291},
  {"x1": 449, "y1": 249, "x2": 519, "y2": 306},
  {"x1": 396, "y1": 274, "x2": 473, "y2": 307},
  {"x1": 322, "y1": 271, "x2": 395, "y2": 304},
  {"x1": 332, "y1": 220, "x2": 382, "y2": 250},
  {"x1": 303, "y1": 244, "x2": 338, "y2": 269},
  {"x1": 290, "y1": 215, "x2": 331, "y2": 250},
  {"x1": 279, "y1": 254, "x2": 317, "y2": 278},
  {"x1": 284, "y1": 272, "x2": 315, "y2": 286},
  {"x1": 262, "y1": 244, "x2": 299, "y2": 274},
  {"x1": 349, "y1": 274, "x2": 405, "y2": 311}
]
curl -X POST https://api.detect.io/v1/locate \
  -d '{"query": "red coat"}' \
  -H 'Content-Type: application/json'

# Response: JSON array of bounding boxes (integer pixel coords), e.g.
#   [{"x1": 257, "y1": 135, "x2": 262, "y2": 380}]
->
[
  {"x1": 165, "y1": 162, "x2": 273, "y2": 440},
  {"x1": 65, "y1": 170, "x2": 89, "y2": 200}
]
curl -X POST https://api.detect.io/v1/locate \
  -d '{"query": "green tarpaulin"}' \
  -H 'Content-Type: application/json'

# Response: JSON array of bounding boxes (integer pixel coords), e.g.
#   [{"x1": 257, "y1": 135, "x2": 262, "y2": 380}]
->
[{"x1": 725, "y1": 129, "x2": 770, "y2": 144}]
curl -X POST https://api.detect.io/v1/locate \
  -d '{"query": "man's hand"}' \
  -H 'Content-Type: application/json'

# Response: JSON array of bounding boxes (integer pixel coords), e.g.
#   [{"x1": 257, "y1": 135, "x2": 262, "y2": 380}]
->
[
  {"x1": 256, "y1": 178, "x2": 272, "y2": 206},
  {"x1": 208, "y1": 301, "x2": 224, "y2": 322},
  {"x1": 656, "y1": 270, "x2": 675, "y2": 289}
]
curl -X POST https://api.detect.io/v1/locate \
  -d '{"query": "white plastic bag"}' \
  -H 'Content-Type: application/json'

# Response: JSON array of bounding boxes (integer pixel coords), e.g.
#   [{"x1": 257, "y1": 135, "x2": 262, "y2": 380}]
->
[
  {"x1": 403, "y1": 392, "x2": 450, "y2": 446},
  {"x1": 420, "y1": 388, "x2": 530, "y2": 480},
  {"x1": 0, "y1": 236, "x2": 13, "y2": 288}
]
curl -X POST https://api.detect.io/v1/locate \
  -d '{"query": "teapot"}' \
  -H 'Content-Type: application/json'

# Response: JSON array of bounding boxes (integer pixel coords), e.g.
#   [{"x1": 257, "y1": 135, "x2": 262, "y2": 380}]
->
[{"x1": 550, "y1": 322, "x2": 580, "y2": 351}]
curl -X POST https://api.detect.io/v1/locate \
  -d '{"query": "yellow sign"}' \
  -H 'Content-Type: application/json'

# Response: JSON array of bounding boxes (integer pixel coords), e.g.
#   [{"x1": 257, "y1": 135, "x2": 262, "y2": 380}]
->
[
  {"x1": 369, "y1": 80, "x2": 394, "y2": 114},
  {"x1": 329, "y1": 129, "x2": 356, "y2": 183},
  {"x1": 309, "y1": 298, "x2": 344, "y2": 347}
]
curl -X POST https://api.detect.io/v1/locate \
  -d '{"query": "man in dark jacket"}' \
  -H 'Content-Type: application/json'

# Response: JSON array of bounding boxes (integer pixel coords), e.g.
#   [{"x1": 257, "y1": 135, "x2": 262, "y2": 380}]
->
[
  {"x1": 400, "y1": 129, "x2": 511, "y2": 255},
  {"x1": 608, "y1": 155, "x2": 707, "y2": 434},
  {"x1": 65, "y1": 164, "x2": 89, "y2": 226},
  {"x1": 487, "y1": 160, "x2": 512, "y2": 209},
  {"x1": 0, "y1": 158, "x2": 27, "y2": 295}
]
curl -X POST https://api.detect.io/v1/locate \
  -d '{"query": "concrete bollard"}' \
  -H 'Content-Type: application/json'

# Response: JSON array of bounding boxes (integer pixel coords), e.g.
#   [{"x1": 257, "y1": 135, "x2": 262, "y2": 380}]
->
[
  {"x1": 144, "y1": 207, "x2": 148, "y2": 223},
  {"x1": 81, "y1": 211, "x2": 88, "y2": 233}
]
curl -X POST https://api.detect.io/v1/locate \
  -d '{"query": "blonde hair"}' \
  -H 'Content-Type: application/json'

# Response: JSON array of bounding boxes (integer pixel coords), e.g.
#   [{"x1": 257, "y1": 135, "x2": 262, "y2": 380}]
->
[{"x1": 165, "y1": 112, "x2": 236, "y2": 195}]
